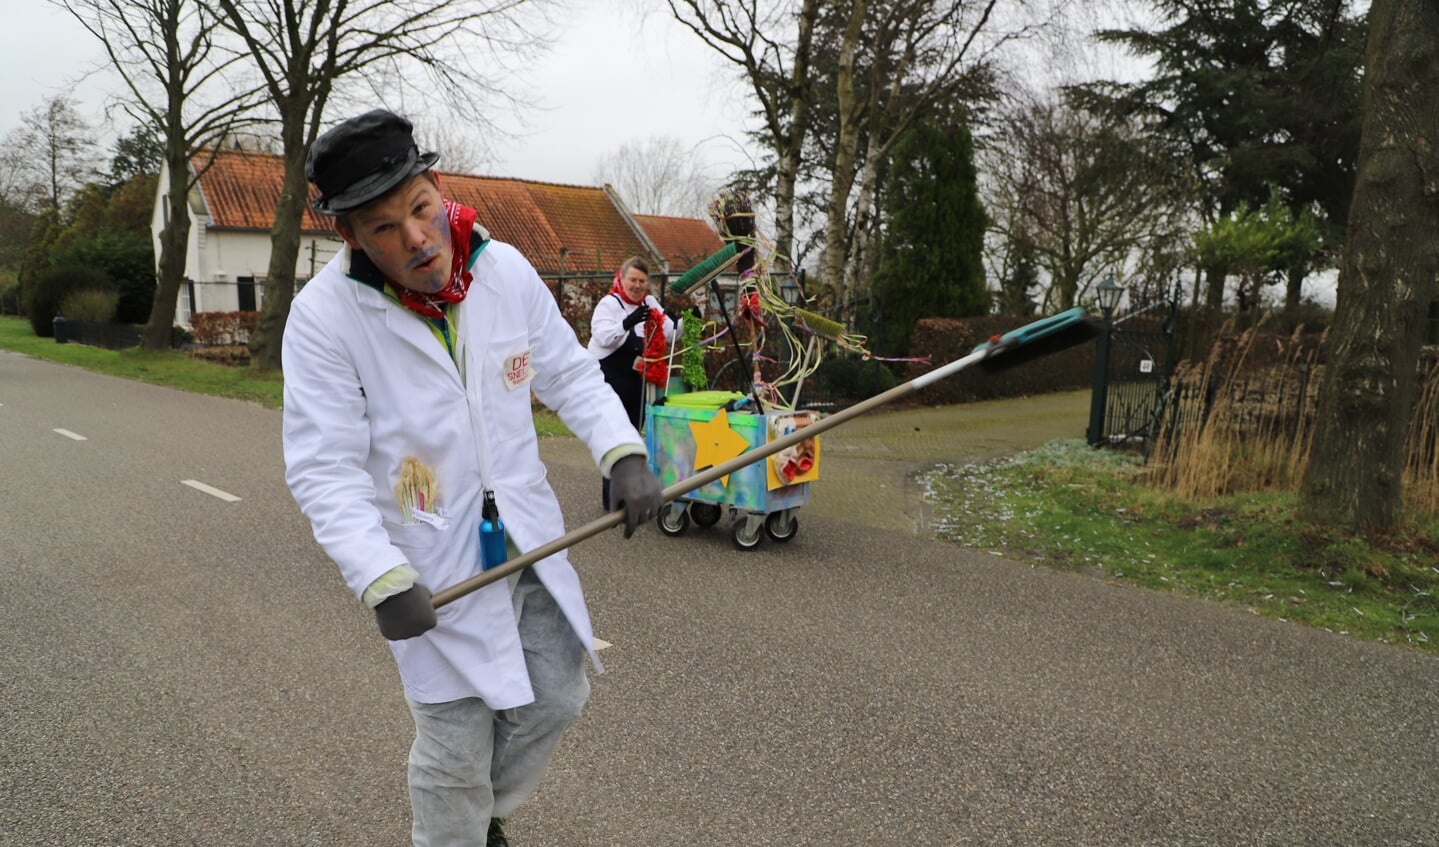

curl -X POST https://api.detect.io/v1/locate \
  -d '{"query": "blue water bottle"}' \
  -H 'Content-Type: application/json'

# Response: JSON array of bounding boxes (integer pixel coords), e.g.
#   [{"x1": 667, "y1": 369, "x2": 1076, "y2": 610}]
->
[{"x1": 479, "y1": 489, "x2": 507, "y2": 572}]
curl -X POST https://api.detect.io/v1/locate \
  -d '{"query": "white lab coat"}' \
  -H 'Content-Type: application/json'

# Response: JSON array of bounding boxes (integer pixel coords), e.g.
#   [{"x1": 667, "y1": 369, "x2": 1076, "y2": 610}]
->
[{"x1": 282, "y1": 238, "x2": 640, "y2": 708}]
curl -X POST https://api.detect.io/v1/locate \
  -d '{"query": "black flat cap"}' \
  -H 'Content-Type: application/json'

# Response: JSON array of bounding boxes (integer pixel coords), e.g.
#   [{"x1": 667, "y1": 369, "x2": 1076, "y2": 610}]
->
[{"x1": 305, "y1": 110, "x2": 440, "y2": 216}]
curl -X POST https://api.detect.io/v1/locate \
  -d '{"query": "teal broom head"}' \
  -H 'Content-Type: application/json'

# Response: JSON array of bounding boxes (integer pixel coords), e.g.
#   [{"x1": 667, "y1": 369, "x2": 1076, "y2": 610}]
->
[
  {"x1": 972, "y1": 308, "x2": 1102, "y2": 372},
  {"x1": 668, "y1": 243, "x2": 740, "y2": 297}
]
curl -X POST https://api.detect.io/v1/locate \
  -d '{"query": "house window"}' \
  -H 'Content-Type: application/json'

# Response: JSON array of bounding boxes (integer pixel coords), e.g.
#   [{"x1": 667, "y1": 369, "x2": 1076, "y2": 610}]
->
[
  {"x1": 179, "y1": 279, "x2": 194, "y2": 326},
  {"x1": 237, "y1": 276, "x2": 257, "y2": 312}
]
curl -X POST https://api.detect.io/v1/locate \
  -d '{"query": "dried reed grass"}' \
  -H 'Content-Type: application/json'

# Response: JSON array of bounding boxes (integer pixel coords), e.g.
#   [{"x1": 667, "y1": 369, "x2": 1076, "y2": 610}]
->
[
  {"x1": 1149, "y1": 317, "x2": 1318, "y2": 498},
  {"x1": 1149, "y1": 317, "x2": 1438, "y2": 518},
  {"x1": 1403, "y1": 354, "x2": 1439, "y2": 515}
]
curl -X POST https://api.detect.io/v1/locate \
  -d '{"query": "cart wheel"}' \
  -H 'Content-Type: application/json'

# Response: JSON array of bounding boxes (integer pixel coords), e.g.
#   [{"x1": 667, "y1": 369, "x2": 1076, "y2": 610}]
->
[
  {"x1": 731, "y1": 517, "x2": 763, "y2": 551},
  {"x1": 657, "y1": 505, "x2": 690, "y2": 537},
  {"x1": 690, "y1": 502, "x2": 722, "y2": 527},
  {"x1": 764, "y1": 510, "x2": 799, "y2": 543}
]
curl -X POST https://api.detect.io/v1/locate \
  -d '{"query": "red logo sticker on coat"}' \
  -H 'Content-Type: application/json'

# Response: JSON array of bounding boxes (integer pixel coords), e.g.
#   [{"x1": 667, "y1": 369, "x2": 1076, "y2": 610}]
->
[{"x1": 502, "y1": 349, "x2": 534, "y2": 391}]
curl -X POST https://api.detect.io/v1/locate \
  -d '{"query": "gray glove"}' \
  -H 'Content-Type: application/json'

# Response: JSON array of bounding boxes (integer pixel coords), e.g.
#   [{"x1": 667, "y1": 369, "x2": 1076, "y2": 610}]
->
[
  {"x1": 609, "y1": 454, "x2": 662, "y2": 538},
  {"x1": 374, "y1": 583, "x2": 437, "y2": 640},
  {"x1": 622, "y1": 307, "x2": 648, "y2": 330}
]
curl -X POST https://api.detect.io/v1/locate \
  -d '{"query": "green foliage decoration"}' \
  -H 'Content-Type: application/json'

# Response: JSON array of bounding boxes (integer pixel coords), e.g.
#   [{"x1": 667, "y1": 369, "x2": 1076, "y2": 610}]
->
[{"x1": 681, "y1": 314, "x2": 707, "y2": 390}]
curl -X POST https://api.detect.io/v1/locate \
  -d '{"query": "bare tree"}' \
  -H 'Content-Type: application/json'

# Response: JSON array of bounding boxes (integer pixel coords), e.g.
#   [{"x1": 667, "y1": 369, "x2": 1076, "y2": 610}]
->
[
  {"x1": 55, "y1": 0, "x2": 263, "y2": 351},
  {"x1": 592, "y1": 135, "x2": 715, "y2": 218},
  {"x1": 1300, "y1": 0, "x2": 1439, "y2": 533},
  {"x1": 0, "y1": 138, "x2": 51, "y2": 216},
  {"x1": 815, "y1": 0, "x2": 1019, "y2": 322},
  {"x1": 415, "y1": 123, "x2": 488, "y2": 176},
  {"x1": 9, "y1": 96, "x2": 97, "y2": 214},
  {"x1": 216, "y1": 0, "x2": 551, "y2": 371},
  {"x1": 669, "y1": 0, "x2": 821, "y2": 272},
  {"x1": 982, "y1": 93, "x2": 1190, "y2": 311}
]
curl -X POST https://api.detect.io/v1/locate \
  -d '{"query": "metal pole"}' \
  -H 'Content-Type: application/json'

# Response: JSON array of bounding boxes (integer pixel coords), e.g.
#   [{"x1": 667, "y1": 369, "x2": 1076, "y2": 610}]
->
[
  {"x1": 1087, "y1": 311, "x2": 1113, "y2": 446},
  {"x1": 432, "y1": 343, "x2": 993, "y2": 608},
  {"x1": 709, "y1": 277, "x2": 765, "y2": 413}
]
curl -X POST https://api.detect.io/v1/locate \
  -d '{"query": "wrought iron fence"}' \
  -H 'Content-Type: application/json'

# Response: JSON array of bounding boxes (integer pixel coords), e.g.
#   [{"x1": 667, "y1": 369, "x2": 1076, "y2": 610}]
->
[{"x1": 1097, "y1": 297, "x2": 1180, "y2": 449}]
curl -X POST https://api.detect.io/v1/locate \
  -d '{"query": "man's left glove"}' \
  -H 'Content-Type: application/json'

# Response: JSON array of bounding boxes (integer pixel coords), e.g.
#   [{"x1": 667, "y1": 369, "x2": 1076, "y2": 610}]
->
[
  {"x1": 374, "y1": 583, "x2": 438, "y2": 640},
  {"x1": 609, "y1": 454, "x2": 663, "y2": 538}
]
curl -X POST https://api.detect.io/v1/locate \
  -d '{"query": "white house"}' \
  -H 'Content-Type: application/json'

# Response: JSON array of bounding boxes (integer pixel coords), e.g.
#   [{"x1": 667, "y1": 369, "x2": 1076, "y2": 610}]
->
[{"x1": 150, "y1": 148, "x2": 343, "y2": 325}]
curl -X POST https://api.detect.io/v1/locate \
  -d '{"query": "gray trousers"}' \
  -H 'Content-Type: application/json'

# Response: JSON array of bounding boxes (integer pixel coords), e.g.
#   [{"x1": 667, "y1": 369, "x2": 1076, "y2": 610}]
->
[{"x1": 406, "y1": 569, "x2": 590, "y2": 847}]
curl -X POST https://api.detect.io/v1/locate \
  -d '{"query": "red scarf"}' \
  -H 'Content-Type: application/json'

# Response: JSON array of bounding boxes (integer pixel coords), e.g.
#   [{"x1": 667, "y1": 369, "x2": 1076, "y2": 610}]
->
[
  {"x1": 611, "y1": 272, "x2": 670, "y2": 385},
  {"x1": 392, "y1": 200, "x2": 478, "y2": 319}
]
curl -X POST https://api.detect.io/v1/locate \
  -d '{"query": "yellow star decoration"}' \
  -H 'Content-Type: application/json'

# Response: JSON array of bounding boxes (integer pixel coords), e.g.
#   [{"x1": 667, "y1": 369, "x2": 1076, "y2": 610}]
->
[{"x1": 688, "y1": 409, "x2": 752, "y2": 488}]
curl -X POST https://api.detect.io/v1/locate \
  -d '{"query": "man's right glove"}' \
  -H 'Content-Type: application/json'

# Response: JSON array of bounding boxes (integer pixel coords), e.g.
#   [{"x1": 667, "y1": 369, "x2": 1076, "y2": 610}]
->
[
  {"x1": 609, "y1": 453, "x2": 663, "y2": 538},
  {"x1": 621, "y1": 307, "x2": 648, "y2": 331},
  {"x1": 374, "y1": 583, "x2": 438, "y2": 640}
]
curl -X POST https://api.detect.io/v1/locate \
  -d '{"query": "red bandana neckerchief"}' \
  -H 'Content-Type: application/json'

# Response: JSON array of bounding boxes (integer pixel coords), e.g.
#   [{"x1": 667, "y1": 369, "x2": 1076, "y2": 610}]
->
[
  {"x1": 611, "y1": 271, "x2": 670, "y2": 386},
  {"x1": 391, "y1": 200, "x2": 478, "y2": 320}
]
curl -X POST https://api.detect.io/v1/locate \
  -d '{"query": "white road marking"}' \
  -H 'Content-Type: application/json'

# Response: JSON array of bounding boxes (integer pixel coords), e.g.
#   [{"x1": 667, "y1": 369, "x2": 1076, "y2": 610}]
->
[
  {"x1": 593, "y1": 637, "x2": 612, "y2": 651},
  {"x1": 181, "y1": 479, "x2": 242, "y2": 503},
  {"x1": 53, "y1": 428, "x2": 87, "y2": 441}
]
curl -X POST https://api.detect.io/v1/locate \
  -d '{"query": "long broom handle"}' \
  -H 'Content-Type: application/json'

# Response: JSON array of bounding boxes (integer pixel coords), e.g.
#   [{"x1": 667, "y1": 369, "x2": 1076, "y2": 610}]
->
[{"x1": 430, "y1": 344, "x2": 989, "y2": 608}]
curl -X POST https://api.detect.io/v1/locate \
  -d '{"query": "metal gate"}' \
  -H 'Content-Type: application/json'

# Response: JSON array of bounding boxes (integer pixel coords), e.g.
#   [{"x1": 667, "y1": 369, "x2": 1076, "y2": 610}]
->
[{"x1": 1097, "y1": 298, "x2": 1178, "y2": 448}]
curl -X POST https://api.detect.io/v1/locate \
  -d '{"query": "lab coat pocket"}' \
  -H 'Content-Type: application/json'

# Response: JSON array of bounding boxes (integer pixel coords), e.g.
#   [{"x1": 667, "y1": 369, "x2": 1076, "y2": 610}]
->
[
  {"x1": 383, "y1": 519, "x2": 444, "y2": 563},
  {"x1": 485, "y1": 332, "x2": 535, "y2": 441}
]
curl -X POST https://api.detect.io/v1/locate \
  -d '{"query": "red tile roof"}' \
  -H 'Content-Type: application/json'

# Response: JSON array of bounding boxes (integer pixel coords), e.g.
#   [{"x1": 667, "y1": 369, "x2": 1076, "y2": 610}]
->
[
  {"x1": 193, "y1": 148, "x2": 333, "y2": 234},
  {"x1": 635, "y1": 214, "x2": 725, "y2": 272},
  {"x1": 448, "y1": 175, "x2": 651, "y2": 273},
  {"x1": 192, "y1": 148, "x2": 680, "y2": 275}
]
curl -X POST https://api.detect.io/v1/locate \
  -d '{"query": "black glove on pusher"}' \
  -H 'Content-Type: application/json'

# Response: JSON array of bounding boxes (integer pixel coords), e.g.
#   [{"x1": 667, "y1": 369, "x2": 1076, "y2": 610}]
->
[
  {"x1": 375, "y1": 583, "x2": 438, "y2": 640},
  {"x1": 609, "y1": 454, "x2": 663, "y2": 538}
]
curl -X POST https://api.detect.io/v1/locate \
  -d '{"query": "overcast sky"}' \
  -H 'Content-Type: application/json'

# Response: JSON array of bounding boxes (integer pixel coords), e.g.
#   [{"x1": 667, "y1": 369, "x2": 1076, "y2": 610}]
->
[{"x1": 0, "y1": 1, "x2": 755, "y2": 188}]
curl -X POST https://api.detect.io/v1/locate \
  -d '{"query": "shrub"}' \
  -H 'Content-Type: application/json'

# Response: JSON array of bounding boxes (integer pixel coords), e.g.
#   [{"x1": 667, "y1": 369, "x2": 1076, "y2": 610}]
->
[
  {"x1": 51, "y1": 232, "x2": 155, "y2": 324},
  {"x1": 59, "y1": 288, "x2": 120, "y2": 322},
  {"x1": 812, "y1": 354, "x2": 899, "y2": 401},
  {"x1": 28, "y1": 264, "x2": 114, "y2": 337},
  {"x1": 0, "y1": 277, "x2": 20, "y2": 316},
  {"x1": 190, "y1": 311, "x2": 259, "y2": 346}
]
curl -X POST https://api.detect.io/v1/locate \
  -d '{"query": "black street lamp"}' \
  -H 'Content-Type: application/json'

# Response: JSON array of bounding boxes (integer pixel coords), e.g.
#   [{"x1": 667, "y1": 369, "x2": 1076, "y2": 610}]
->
[{"x1": 1086, "y1": 273, "x2": 1125, "y2": 447}]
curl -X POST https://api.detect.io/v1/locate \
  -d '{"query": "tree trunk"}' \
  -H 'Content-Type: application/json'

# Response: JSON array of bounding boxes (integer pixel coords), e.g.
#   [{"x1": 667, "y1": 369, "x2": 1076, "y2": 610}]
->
[
  {"x1": 818, "y1": 0, "x2": 866, "y2": 316},
  {"x1": 1301, "y1": 0, "x2": 1439, "y2": 532},
  {"x1": 142, "y1": 145, "x2": 192, "y2": 351},
  {"x1": 842, "y1": 141, "x2": 885, "y2": 319},
  {"x1": 248, "y1": 118, "x2": 309, "y2": 372},
  {"x1": 771, "y1": 0, "x2": 819, "y2": 275},
  {"x1": 1204, "y1": 260, "x2": 1227, "y2": 307},
  {"x1": 1283, "y1": 264, "x2": 1305, "y2": 313}
]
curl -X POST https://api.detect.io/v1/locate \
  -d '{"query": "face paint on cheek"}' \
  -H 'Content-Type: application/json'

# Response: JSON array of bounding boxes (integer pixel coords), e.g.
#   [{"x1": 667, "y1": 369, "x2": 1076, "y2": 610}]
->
[{"x1": 419, "y1": 206, "x2": 455, "y2": 291}]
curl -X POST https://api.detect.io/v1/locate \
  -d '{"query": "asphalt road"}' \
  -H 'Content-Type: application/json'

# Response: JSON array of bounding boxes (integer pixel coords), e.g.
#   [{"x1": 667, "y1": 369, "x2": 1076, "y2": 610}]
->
[{"x1": 2, "y1": 350, "x2": 1437, "y2": 846}]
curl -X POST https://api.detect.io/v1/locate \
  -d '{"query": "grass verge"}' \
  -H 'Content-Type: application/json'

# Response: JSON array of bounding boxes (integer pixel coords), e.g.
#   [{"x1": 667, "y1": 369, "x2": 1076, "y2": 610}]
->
[
  {"x1": 1, "y1": 316, "x2": 285, "y2": 408},
  {"x1": 0, "y1": 316, "x2": 573, "y2": 435},
  {"x1": 922, "y1": 439, "x2": 1439, "y2": 653}
]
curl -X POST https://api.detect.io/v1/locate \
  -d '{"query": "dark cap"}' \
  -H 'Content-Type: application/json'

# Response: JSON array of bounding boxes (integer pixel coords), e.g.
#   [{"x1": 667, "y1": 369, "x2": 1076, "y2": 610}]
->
[{"x1": 305, "y1": 110, "x2": 440, "y2": 216}]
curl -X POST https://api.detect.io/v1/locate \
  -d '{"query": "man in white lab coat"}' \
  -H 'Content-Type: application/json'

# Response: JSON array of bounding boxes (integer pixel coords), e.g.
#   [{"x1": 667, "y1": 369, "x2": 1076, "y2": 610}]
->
[{"x1": 281, "y1": 109, "x2": 663, "y2": 847}]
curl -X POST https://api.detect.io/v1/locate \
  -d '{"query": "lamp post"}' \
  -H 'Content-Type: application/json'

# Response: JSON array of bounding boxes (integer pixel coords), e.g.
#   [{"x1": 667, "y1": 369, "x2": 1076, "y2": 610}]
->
[{"x1": 1086, "y1": 273, "x2": 1125, "y2": 447}]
